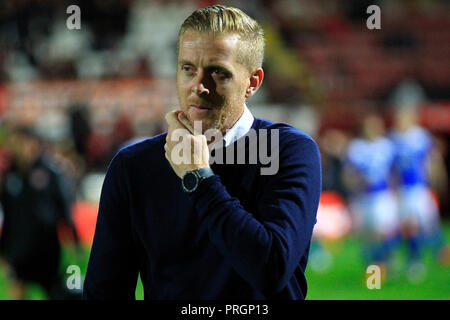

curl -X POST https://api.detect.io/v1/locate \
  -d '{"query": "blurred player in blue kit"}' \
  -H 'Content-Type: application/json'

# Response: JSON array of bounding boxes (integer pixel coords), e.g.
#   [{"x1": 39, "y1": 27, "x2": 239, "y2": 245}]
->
[
  {"x1": 390, "y1": 106, "x2": 448, "y2": 281},
  {"x1": 345, "y1": 113, "x2": 400, "y2": 276}
]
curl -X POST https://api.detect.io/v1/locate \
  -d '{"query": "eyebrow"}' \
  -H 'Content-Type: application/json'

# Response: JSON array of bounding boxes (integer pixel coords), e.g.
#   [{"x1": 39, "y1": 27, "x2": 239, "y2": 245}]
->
[
  {"x1": 206, "y1": 64, "x2": 231, "y2": 73},
  {"x1": 178, "y1": 60, "x2": 232, "y2": 74},
  {"x1": 178, "y1": 60, "x2": 193, "y2": 67}
]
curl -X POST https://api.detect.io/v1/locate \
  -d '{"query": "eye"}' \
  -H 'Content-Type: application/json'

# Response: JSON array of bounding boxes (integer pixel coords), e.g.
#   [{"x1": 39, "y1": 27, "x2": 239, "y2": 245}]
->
[
  {"x1": 211, "y1": 68, "x2": 231, "y2": 80},
  {"x1": 181, "y1": 65, "x2": 194, "y2": 75}
]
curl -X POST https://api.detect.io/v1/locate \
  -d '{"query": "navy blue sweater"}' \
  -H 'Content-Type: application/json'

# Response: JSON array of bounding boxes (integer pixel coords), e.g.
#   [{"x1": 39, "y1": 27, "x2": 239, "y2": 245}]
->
[{"x1": 83, "y1": 118, "x2": 322, "y2": 300}]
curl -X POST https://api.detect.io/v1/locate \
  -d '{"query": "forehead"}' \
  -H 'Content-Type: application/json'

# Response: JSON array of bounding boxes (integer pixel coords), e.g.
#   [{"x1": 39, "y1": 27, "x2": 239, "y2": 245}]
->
[{"x1": 178, "y1": 32, "x2": 241, "y2": 62}]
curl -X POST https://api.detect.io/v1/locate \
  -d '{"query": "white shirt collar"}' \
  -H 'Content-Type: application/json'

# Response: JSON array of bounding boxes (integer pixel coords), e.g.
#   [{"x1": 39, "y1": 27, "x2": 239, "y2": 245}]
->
[
  {"x1": 210, "y1": 104, "x2": 254, "y2": 150},
  {"x1": 224, "y1": 104, "x2": 254, "y2": 147}
]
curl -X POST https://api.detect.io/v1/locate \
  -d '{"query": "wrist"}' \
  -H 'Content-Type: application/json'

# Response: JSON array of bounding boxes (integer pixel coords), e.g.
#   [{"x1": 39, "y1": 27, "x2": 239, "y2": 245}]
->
[
  {"x1": 180, "y1": 165, "x2": 210, "y2": 178},
  {"x1": 181, "y1": 167, "x2": 214, "y2": 193}
]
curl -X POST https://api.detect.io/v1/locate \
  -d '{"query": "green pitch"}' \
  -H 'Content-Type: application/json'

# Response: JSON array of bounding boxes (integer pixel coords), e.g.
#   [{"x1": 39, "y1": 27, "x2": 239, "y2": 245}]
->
[
  {"x1": 305, "y1": 225, "x2": 450, "y2": 300},
  {"x1": 0, "y1": 222, "x2": 449, "y2": 300}
]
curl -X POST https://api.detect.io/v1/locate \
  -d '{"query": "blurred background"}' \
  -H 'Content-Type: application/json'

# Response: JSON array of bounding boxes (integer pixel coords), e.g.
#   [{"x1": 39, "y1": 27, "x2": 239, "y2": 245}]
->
[{"x1": 0, "y1": 0, "x2": 449, "y2": 300}]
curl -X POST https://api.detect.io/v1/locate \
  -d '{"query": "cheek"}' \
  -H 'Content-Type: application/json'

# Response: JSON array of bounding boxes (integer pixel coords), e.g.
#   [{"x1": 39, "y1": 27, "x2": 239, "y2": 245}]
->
[
  {"x1": 226, "y1": 83, "x2": 247, "y2": 104},
  {"x1": 176, "y1": 77, "x2": 184, "y2": 95},
  {"x1": 218, "y1": 81, "x2": 243, "y2": 100},
  {"x1": 176, "y1": 80, "x2": 190, "y2": 103}
]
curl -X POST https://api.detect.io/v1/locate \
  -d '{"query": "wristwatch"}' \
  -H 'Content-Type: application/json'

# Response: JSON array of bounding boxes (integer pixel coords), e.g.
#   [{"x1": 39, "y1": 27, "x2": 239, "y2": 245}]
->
[{"x1": 181, "y1": 167, "x2": 214, "y2": 193}]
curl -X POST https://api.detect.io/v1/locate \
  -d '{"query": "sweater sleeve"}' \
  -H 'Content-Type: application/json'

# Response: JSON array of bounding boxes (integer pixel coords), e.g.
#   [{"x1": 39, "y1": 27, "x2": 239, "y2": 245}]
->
[
  {"x1": 189, "y1": 136, "x2": 321, "y2": 296},
  {"x1": 83, "y1": 152, "x2": 139, "y2": 300}
]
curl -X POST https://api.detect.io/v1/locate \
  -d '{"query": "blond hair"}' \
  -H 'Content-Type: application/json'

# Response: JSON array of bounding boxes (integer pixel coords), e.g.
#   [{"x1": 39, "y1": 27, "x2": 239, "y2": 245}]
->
[{"x1": 178, "y1": 5, "x2": 265, "y2": 72}]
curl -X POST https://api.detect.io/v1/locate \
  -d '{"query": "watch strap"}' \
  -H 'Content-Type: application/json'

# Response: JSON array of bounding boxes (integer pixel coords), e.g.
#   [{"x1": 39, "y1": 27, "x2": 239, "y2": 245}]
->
[{"x1": 195, "y1": 167, "x2": 214, "y2": 180}]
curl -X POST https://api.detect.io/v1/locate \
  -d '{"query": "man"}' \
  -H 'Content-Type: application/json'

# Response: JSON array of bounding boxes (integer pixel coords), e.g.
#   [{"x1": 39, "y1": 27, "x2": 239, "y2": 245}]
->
[
  {"x1": 344, "y1": 113, "x2": 400, "y2": 277},
  {"x1": 0, "y1": 126, "x2": 80, "y2": 299},
  {"x1": 390, "y1": 106, "x2": 448, "y2": 280},
  {"x1": 84, "y1": 5, "x2": 321, "y2": 300}
]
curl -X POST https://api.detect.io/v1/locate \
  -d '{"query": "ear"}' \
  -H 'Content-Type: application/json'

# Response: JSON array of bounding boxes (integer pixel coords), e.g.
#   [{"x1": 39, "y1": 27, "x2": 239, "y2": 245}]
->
[{"x1": 245, "y1": 68, "x2": 264, "y2": 98}]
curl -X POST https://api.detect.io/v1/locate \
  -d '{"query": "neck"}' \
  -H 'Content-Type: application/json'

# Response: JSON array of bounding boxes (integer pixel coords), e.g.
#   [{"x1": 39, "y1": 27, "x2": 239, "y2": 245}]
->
[{"x1": 222, "y1": 104, "x2": 245, "y2": 136}]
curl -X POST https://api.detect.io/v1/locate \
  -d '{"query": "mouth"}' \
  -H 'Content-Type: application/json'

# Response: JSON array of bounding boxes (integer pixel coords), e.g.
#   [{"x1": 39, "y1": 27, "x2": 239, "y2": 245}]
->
[{"x1": 189, "y1": 105, "x2": 212, "y2": 114}]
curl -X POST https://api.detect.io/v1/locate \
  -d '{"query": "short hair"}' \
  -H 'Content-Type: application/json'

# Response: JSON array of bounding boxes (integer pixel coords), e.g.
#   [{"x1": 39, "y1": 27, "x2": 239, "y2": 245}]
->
[{"x1": 177, "y1": 5, "x2": 265, "y2": 72}]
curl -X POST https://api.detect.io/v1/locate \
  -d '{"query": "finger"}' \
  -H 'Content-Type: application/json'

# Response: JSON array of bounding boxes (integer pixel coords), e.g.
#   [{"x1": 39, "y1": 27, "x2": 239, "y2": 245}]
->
[
  {"x1": 202, "y1": 135, "x2": 210, "y2": 163},
  {"x1": 164, "y1": 150, "x2": 172, "y2": 164},
  {"x1": 165, "y1": 110, "x2": 184, "y2": 130},
  {"x1": 165, "y1": 140, "x2": 175, "y2": 155},
  {"x1": 164, "y1": 110, "x2": 176, "y2": 123},
  {"x1": 177, "y1": 111, "x2": 194, "y2": 134},
  {"x1": 166, "y1": 110, "x2": 195, "y2": 136}
]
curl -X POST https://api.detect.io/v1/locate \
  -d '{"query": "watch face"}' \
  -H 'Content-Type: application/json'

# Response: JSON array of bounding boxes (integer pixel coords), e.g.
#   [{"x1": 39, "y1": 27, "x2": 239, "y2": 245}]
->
[{"x1": 183, "y1": 172, "x2": 198, "y2": 192}]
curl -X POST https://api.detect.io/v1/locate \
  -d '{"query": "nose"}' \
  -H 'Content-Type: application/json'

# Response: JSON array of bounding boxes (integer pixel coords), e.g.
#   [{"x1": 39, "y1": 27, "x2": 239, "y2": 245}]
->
[
  {"x1": 192, "y1": 71, "x2": 210, "y2": 95},
  {"x1": 195, "y1": 82, "x2": 209, "y2": 95}
]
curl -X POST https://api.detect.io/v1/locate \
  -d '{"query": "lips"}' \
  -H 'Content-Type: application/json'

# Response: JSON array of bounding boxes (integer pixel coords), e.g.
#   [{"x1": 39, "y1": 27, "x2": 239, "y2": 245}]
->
[
  {"x1": 189, "y1": 105, "x2": 212, "y2": 115},
  {"x1": 190, "y1": 105, "x2": 212, "y2": 110}
]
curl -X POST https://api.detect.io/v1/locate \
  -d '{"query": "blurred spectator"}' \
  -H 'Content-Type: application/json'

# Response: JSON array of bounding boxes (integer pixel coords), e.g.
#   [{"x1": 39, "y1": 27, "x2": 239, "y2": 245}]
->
[
  {"x1": 68, "y1": 103, "x2": 91, "y2": 158},
  {"x1": 84, "y1": 129, "x2": 111, "y2": 170},
  {"x1": 122, "y1": 0, "x2": 197, "y2": 78},
  {"x1": 319, "y1": 128, "x2": 350, "y2": 197},
  {"x1": 307, "y1": 128, "x2": 350, "y2": 274},
  {"x1": 0, "y1": 126, "x2": 81, "y2": 299},
  {"x1": 108, "y1": 112, "x2": 134, "y2": 158}
]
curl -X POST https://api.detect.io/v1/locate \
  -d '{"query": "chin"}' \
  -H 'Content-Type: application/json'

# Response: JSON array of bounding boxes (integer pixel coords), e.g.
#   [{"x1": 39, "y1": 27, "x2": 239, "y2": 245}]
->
[{"x1": 186, "y1": 111, "x2": 213, "y2": 125}]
